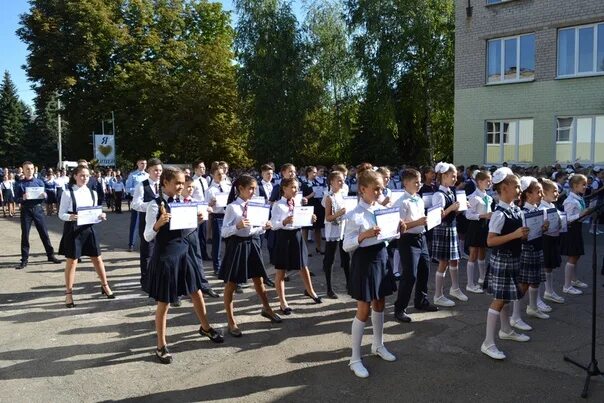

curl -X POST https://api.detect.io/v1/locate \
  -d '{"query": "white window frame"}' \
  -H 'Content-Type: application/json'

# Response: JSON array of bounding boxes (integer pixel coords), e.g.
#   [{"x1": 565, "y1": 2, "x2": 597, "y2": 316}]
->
[
  {"x1": 557, "y1": 22, "x2": 604, "y2": 78},
  {"x1": 486, "y1": 33, "x2": 535, "y2": 84},
  {"x1": 485, "y1": 119, "x2": 533, "y2": 164},
  {"x1": 555, "y1": 115, "x2": 604, "y2": 163}
]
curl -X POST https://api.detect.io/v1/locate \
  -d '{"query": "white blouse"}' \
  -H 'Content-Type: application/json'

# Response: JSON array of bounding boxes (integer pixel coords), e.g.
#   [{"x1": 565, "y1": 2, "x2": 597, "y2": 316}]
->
[
  {"x1": 465, "y1": 189, "x2": 492, "y2": 221},
  {"x1": 343, "y1": 200, "x2": 397, "y2": 253},
  {"x1": 59, "y1": 185, "x2": 97, "y2": 222},
  {"x1": 323, "y1": 192, "x2": 346, "y2": 241},
  {"x1": 221, "y1": 197, "x2": 266, "y2": 238},
  {"x1": 270, "y1": 196, "x2": 302, "y2": 231},
  {"x1": 563, "y1": 192, "x2": 585, "y2": 222},
  {"x1": 488, "y1": 200, "x2": 517, "y2": 234}
]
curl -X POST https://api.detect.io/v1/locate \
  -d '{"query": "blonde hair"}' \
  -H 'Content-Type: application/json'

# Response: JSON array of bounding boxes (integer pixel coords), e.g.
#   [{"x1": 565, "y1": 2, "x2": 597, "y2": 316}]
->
[{"x1": 358, "y1": 169, "x2": 383, "y2": 188}]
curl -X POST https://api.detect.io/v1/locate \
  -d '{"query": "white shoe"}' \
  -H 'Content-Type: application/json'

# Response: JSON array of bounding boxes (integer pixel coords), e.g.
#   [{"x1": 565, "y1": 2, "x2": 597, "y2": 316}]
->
[
  {"x1": 433, "y1": 295, "x2": 456, "y2": 307},
  {"x1": 466, "y1": 284, "x2": 484, "y2": 294},
  {"x1": 571, "y1": 280, "x2": 588, "y2": 289},
  {"x1": 461, "y1": 253, "x2": 469, "y2": 260},
  {"x1": 449, "y1": 288, "x2": 468, "y2": 301},
  {"x1": 498, "y1": 329, "x2": 530, "y2": 342},
  {"x1": 478, "y1": 278, "x2": 485, "y2": 286},
  {"x1": 563, "y1": 286, "x2": 583, "y2": 295},
  {"x1": 543, "y1": 291, "x2": 565, "y2": 304},
  {"x1": 349, "y1": 360, "x2": 369, "y2": 378},
  {"x1": 537, "y1": 300, "x2": 552, "y2": 313},
  {"x1": 526, "y1": 306, "x2": 550, "y2": 319},
  {"x1": 371, "y1": 345, "x2": 396, "y2": 362},
  {"x1": 510, "y1": 318, "x2": 532, "y2": 331},
  {"x1": 481, "y1": 343, "x2": 506, "y2": 360}
]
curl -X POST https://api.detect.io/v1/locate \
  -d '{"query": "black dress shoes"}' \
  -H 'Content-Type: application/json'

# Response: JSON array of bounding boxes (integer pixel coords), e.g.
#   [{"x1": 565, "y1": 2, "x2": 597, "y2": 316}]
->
[
  {"x1": 395, "y1": 310, "x2": 412, "y2": 323},
  {"x1": 415, "y1": 300, "x2": 439, "y2": 312},
  {"x1": 264, "y1": 277, "x2": 275, "y2": 287},
  {"x1": 203, "y1": 288, "x2": 220, "y2": 298},
  {"x1": 15, "y1": 262, "x2": 27, "y2": 270},
  {"x1": 304, "y1": 290, "x2": 323, "y2": 304},
  {"x1": 48, "y1": 255, "x2": 61, "y2": 264}
]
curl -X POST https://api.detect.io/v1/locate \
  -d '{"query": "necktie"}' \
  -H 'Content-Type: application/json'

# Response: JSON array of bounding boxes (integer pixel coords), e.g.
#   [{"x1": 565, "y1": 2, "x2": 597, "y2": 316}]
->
[
  {"x1": 410, "y1": 196, "x2": 419, "y2": 203},
  {"x1": 154, "y1": 183, "x2": 159, "y2": 195},
  {"x1": 199, "y1": 178, "x2": 205, "y2": 194},
  {"x1": 579, "y1": 198, "x2": 586, "y2": 210},
  {"x1": 242, "y1": 202, "x2": 248, "y2": 218},
  {"x1": 168, "y1": 196, "x2": 174, "y2": 203},
  {"x1": 219, "y1": 184, "x2": 224, "y2": 193}
]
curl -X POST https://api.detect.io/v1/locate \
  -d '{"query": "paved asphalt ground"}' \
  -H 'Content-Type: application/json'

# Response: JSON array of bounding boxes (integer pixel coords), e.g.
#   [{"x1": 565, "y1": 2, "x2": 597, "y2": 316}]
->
[{"x1": 1, "y1": 209, "x2": 604, "y2": 402}]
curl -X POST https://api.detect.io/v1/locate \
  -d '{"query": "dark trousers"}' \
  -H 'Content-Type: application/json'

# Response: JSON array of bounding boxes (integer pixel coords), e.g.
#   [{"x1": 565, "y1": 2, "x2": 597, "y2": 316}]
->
[
  {"x1": 211, "y1": 214, "x2": 224, "y2": 273},
  {"x1": 323, "y1": 240, "x2": 350, "y2": 291},
  {"x1": 114, "y1": 192, "x2": 123, "y2": 212},
  {"x1": 128, "y1": 209, "x2": 138, "y2": 247},
  {"x1": 20, "y1": 204, "x2": 55, "y2": 263},
  {"x1": 186, "y1": 230, "x2": 211, "y2": 291},
  {"x1": 197, "y1": 221, "x2": 211, "y2": 260},
  {"x1": 394, "y1": 233, "x2": 430, "y2": 313},
  {"x1": 138, "y1": 211, "x2": 154, "y2": 290}
]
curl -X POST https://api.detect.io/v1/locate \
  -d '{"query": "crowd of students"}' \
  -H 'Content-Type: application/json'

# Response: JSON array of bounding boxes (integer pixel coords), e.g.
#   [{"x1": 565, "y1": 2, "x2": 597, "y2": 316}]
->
[{"x1": 4, "y1": 158, "x2": 604, "y2": 374}]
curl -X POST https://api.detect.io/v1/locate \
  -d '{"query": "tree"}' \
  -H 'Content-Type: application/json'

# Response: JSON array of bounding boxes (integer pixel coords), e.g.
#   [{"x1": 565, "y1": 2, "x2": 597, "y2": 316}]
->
[{"x1": 0, "y1": 71, "x2": 28, "y2": 166}]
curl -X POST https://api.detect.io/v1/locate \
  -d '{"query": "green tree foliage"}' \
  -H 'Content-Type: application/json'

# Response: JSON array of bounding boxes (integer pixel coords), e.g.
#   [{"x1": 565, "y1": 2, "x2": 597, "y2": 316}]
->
[{"x1": 0, "y1": 71, "x2": 29, "y2": 166}]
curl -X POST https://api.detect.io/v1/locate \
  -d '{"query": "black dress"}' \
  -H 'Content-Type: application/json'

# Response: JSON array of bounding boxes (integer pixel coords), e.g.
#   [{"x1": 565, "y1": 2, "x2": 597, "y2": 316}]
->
[{"x1": 58, "y1": 186, "x2": 101, "y2": 259}]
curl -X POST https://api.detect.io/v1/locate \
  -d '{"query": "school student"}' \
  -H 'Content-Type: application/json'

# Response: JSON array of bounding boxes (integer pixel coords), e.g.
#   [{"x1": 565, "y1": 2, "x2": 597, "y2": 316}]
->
[
  {"x1": 481, "y1": 168, "x2": 530, "y2": 360},
  {"x1": 431, "y1": 162, "x2": 465, "y2": 307},
  {"x1": 392, "y1": 169, "x2": 438, "y2": 323},
  {"x1": 144, "y1": 166, "x2": 224, "y2": 364},
  {"x1": 301, "y1": 166, "x2": 326, "y2": 255},
  {"x1": 191, "y1": 160, "x2": 212, "y2": 261},
  {"x1": 343, "y1": 169, "x2": 400, "y2": 378},
  {"x1": 111, "y1": 175, "x2": 125, "y2": 213},
  {"x1": 125, "y1": 159, "x2": 149, "y2": 251},
  {"x1": 206, "y1": 166, "x2": 232, "y2": 275},
  {"x1": 1, "y1": 171, "x2": 16, "y2": 217},
  {"x1": 465, "y1": 170, "x2": 493, "y2": 293},
  {"x1": 14, "y1": 161, "x2": 62, "y2": 270},
  {"x1": 219, "y1": 175, "x2": 282, "y2": 337},
  {"x1": 58, "y1": 165, "x2": 114, "y2": 308}
]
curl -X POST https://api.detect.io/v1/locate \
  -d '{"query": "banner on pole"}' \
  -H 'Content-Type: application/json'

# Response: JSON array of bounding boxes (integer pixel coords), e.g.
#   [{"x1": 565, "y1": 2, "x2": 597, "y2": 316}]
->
[{"x1": 94, "y1": 134, "x2": 116, "y2": 166}]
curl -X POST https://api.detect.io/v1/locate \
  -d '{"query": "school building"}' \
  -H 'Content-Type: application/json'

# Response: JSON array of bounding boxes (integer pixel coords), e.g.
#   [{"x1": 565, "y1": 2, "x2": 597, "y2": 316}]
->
[{"x1": 454, "y1": 0, "x2": 604, "y2": 167}]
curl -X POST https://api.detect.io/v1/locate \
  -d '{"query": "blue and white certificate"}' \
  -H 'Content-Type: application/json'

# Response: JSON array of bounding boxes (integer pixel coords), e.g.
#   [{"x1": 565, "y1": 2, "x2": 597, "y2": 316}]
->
[
  {"x1": 169, "y1": 203, "x2": 197, "y2": 230},
  {"x1": 247, "y1": 202, "x2": 270, "y2": 227},
  {"x1": 523, "y1": 210, "x2": 544, "y2": 241},
  {"x1": 76, "y1": 206, "x2": 103, "y2": 226},
  {"x1": 374, "y1": 207, "x2": 400, "y2": 240}
]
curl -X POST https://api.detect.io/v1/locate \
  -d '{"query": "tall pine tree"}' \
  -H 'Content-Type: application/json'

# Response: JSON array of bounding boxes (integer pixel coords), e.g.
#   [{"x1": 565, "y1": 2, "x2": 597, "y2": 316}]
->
[{"x1": 0, "y1": 71, "x2": 28, "y2": 166}]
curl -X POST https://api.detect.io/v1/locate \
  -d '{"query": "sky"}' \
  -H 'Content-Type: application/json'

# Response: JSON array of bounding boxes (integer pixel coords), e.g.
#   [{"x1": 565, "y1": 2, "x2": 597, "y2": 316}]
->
[{"x1": 1, "y1": 0, "x2": 309, "y2": 107}]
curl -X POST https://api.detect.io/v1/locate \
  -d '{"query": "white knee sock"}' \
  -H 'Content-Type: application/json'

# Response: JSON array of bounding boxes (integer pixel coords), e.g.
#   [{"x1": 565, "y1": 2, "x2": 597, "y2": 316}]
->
[
  {"x1": 435, "y1": 271, "x2": 446, "y2": 297},
  {"x1": 459, "y1": 239, "x2": 465, "y2": 256},
  {"x1": 484, "y1": 308, "x2": 499, "y2": 346},
  {"x1": 466, "y1": 261, "x2": 476, "y2": 287},
  {"x1": 450, "y1": 266, "x2": 460, "y2": 290},
  {"x1": 511, "y1": 299, "x2": 523, "y2": 322},
  {"x1": 350, "y1": 317, "x2": 366, "y2": 363},
  {"x1": 528, "y1": 287, "x2": 538, "y2": 310},
  {"x1": 564, "y1": 263, "x2": 575, "y2": 288},
  {"x1": 544, "y1": 271, "x2": 553, "y2": 294},
  {"x1": 478, "y1": 259, "x2": 487, "y2": 283},
  {"x1": 499, "y1": 304, "x2": 512, "y2": 333},
  {"x1": 371, "y1": 310, "x2": 384, "y2": 350}
]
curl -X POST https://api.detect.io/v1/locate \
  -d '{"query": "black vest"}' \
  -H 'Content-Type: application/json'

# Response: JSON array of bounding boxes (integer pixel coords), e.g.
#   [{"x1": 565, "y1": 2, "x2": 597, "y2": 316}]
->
[
  {"x1": 438, "y1": 189, "x2": 457, "y2": 226},
  {"x1": 142, "y1": 179, "x2": 157, "y2": 203},
  {"x1": 153, "y1": 198, "x2": 184, "y2": 254},
  {"x1": 493, "y1": 205, "x2": 523, "y2": 257}
]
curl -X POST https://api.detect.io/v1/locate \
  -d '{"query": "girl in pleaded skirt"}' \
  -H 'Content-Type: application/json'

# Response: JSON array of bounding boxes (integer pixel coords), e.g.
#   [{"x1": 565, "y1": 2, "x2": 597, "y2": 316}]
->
[
  {"x1": 464, "y1": 170, "x2": 492, "y2": 293},
  {"x1": 220, "y1": 174, "x2": 282, "y2": 338},
  {"x1": 431, "y1": 162, "x2": 464, "y2": 307},
  {"x1": 561, "y1": 174, "x2": 591, "y2": 295},
  {"x1": 58, "y1": 165, "x2": 114, "y2": 308},
  {"x1": 509, "y1": 177, "x2": 550, "y2": 333},
  {"x1": 144, "y1": 166, "x2": 223, "y2": 364},
  {"x1": 270, "y1": 177, "x2": 322, "y2": 315},
  {"x1": 301, "y1": 166, "x2": 326, "y2": 255},
  {"x1": 481, "y1": 168, "x2": 530, "y2": 360},
  {"x1": 343, "y1": 169, "x2": 401, "y2": 378},
  {"x1": 538, "y1": 178, "x2": 565, "y2": 305},
  {"x1": 1, "y1": 171, "x2": 16, "y2": 217}
]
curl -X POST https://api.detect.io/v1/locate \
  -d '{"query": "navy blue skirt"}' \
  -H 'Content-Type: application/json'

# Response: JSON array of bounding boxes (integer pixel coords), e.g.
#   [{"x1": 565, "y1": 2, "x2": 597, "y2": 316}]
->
[
  {"x1": 58, "y1": 222, "x2": 101, "y2": 259},
  {"x1": 219, "y1": 236, "x2": 267, "y2": 283},
  {"x1": 561, "y1": 223, "x2": 584, "y2": 256},
  {"x1": 349, "y1": 243, "x2": 397, "y2": 302},
  {"x1": 274, "y1": 229, "x2": 309, "y2": 270},
  {"x1": 465, "y1": 219, "x2": 489, "y2": 248},
  {"x1": 543, "y1": 235, "x2": 561, "y2": 269}
]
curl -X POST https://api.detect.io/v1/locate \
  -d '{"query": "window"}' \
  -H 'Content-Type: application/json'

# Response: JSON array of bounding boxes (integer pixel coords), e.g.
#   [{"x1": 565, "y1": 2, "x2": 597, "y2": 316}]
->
[
  {"x1": 556, "y1": 116, "x2": 604, "y2": 163},
  {"x1": 487, "y1": 34, "x2": 535, "y2": 83},
  {"x1": 487, "y1": 0, "x2": 514, "y2": 4},
  {"x1": 558, "y1": 23, "x2": 604, "y2": 77},
  {"x1": 485, "y1": 119, "x2": 533, "y2": 164}
]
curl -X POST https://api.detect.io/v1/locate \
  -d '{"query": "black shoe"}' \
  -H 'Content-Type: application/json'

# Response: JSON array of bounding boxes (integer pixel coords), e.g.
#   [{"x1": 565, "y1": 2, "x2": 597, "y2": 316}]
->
[
  {"x1": 414, "y1": 300, "x2": 439, "y2": 312},
  {"x1": 203, "y1": 288, "x2": 220, "y2": 298},
  {"x1": 101, "y1": 283, "x2": 116, "y2": 299},
  {"x1": 15, "y1": 262, "x2": 27, "y2": 270},
  {"x1": 283, "y1": 275, "x2": 290, "y2": 282},
  {"x1": 170, "y1": 297, "x2": 182, "y2": 308},
  {"x1": 315, "y1": 248, "x2": 324, "y2": 255},
  {"x1": 128, "y1": 245, "x2": 133, "y2": 252},
  {"x1": 48, "y1": 255, "x2": 61, "y2": 264},
  {"x1": 65, "y1": 290, "x2": 75, "y2": 308},
  {"x1": 304, "y1": 290, "x2": 323, "y2": 304},
  {"x1": 155, "y1": 345, "x2": 173, "y2": 364},
  {"x1": 77, "y1": 258, "x2": 82, "y2": 263},
  {"x1": 264, "y1": 278, "x2": 275, "y2": 287},
  {"x1": 199, "y1": 326, "x2": 224, "y2": 343},
  {"x1": 326, "y1": 290, "x2": 338, "y2": 299},
  {"x1": 261, "y1": 309, "x2": 283, "y2": 323},
  {"x1": 309, "y1": 270, "x2": 316, "y2": 277},
  {"x1": 395, "y1": 310, "x2": 412, "y2": 323},
  {"x1": 235, "y1": 284, "x2": 244, "y2": 294},
  {"x1": 280, "y1": 306, "x2": 293, "y2": 315}
]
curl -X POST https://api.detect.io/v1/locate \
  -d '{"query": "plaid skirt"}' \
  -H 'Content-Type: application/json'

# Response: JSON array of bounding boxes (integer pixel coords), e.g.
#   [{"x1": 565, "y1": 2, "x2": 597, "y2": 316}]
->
[
  {"x1": 542, "y1": 235, "x2": 561, "y2": 269},
  {"x1": 431, "y1": 224, "x2": 460, "y2": 261},
  {"x1": 518, "y1": 245, "x2": 545, "y2": 284},
  {"x1": 485, "y1": 252, "x2": 521, "y2": 301}
]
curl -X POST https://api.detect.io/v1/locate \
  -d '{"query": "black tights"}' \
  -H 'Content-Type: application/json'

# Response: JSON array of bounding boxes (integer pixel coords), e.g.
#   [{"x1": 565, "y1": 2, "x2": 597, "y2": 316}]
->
[{"x1": 322, "y1": 240, "x2": 350, "y2": 292}]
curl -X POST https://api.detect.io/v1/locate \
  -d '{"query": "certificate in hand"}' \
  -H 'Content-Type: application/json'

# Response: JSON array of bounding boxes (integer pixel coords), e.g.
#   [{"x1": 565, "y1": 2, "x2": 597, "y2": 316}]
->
[
  {"x1": 312, "y1": 186, "x2": 324, "y2": 198},
  {"x1": 374, "y1": 208, "x2": 400, "y2": 240},
  {"x1": 194, "y1": 202, "x2": 209, "y2": 220},
  {"x1": 389, "y1": 190, "x2": 405, "y2": 205},
  {"x1": 426, "y1": 206, "x2": 442, "y2": 231},
  {"x1": 251, "y1": 196, "x2": 266, "y2": 204},
  {"x1": 26, "y1": 186, "x2": 45, "y2": 199},
  {"x1": 560, "y1": 212, "x2": 568, "y2": 233},
  {"x1": 293, "y1": 206, "x2": 314, "y2": 227},
  {"x1": 169, "y1": 203, "x2": 198, "y2": 230},
  {"x1": 76, "y1": 206, "x2": 103, "y2": 226},
  {"x1": 422, "y1": 192, "x2": 434, "y2": 209},
  {"x1": 455, "y1": 191, "x2": 468, "y2": 211},
  {"x1": 523, "y1": 210, "x2": 544, "y2": 241},
  {"x1": 343, "y1": 196, "x2": 358, "y2": 212},
  {"x1": 247, "y1": 202, "x2": 270, "y2": 227},
  {"x1": 545, "y1": 208, "x2": 560, "y2": 234},
  {"x1": 294, "y1": 191, "x2": 303, "y2": 206},
  {"x1": 214, "y1": 192, "x2": 229, "y2": 208}
]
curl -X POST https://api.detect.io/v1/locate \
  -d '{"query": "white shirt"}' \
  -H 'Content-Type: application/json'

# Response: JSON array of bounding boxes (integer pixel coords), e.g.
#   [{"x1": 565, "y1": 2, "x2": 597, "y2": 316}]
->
[
  {"x1": 221, "y1": 197, "x2": 266, "y2": 238},
  {"x1": 392, "y1": 190, "x2": 425, "y2": 235},
  {"x1": 539, "y1": 200, "x2": 560, "y2": 237},
  {"x1": 255, "y1": 179, "x2": 273, "y2": 202},
  {"x1": 1, "y1": 180, "x2": 14, "y2": 196},
  {"x1": 323, "y1": 192, "x2": 346, "y2": 241},
  {"x1": 489, "y1": 200, "x2": 516, "y2": 234},
  {"x1": 466, "y1": 189, "x2": 492, "y2": 221},
  {"x1": 432, "y1": 185, "x2": 453, "y2": 209},
  {"x1": 271, "y1": 196, "x2": 301, "y2": 231},
  {"x1": 343, "y1": 200, "x2": 397, "y2": 253},
  {"x1": 563, "y1": 192, "x2": 585, "y2": 222},
  {"x1": 143, "y1": 193, "x2": 175, "y2": 242},
  {"x1": 54, "y1": 175, "x2": 68, "y2": 190},
  {"x1": 59, "y1": 185, "x2": 97, "y2": 222},
  {"x1": 192, "y1": 175, "x2": 209, "y2": 202},
  {"x1": 205, "y1": 181, "x2": 232, "y2": 214},
  {"x1": 132, "y1": 178, "x2": 160, "y2": 213}
]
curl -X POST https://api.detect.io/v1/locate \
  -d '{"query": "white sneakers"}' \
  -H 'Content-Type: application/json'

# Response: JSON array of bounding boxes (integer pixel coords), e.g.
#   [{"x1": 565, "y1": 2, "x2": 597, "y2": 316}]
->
[
  {"x1": 537, "y1": 300, "x2": 553, "y2": 313},
  {"x1": 563, "y1": 286, "x2": 583, "y2": 295},
  {"x1": 434, "y1": 295, "x2": 456, "y2": 307},
  {"x1": 526, "y1": 306, "x2": 550, "y2": 319},
  {"x1": 349, "y1": 360, "x2": 369, "y2": 378},
  {"x1": 466, "y1": 284, "x2": 484, "y2": 294},
  {"x1": 372, "y1": 345, "x2": 396, "y2": 362},
  {"x1": 543, "y1": 291, "x2": 565, "y2": 304},
  {"x1": 350, "y1": 346, "x2": 396, "y2": 378},
  {"x1": 571, "y1": 280, "x2": 588, "y2": 288},
  {"x1": 481, "y1": 343, "x2": 506, "y2": 360},
  {"x1": 498, "y1": 329, "x2": 530, "y2": 342},
  {"x1": 510, "y1": 318, "x2": 532, "y2": 331},
  {"x1": 449, "y1": 288, "x2": 469, "y2": 301}
]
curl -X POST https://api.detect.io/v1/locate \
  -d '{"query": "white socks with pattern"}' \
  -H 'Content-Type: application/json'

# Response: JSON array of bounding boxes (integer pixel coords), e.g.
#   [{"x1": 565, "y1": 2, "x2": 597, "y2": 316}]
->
[
  {"x1": 435, "y1": 271, "x2": 446, "y2": 298},
  {"x1": 528, "y1": 287, "x2": 539, "y2": 310},
  {"x1": 564, "y1": 263, "x2": 575, "y2": 289},
  {"x1": 450, "y1": 266, "x2": 460, "y2": 290},
  {"x1": 544, "y1": 272, "x2": 553, "y2": 294}
]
